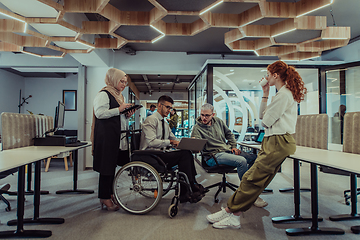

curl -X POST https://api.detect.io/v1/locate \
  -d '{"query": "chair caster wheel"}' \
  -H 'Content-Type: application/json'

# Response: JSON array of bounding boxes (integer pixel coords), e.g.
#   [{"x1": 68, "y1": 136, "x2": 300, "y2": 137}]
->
[
  {"x1": 215, "y1": 199, "x2": 219, "y2": 203},
  {"x1": 5, "y1": 207, "x2": 11, "y2": 212},
  {"x1": 168, "y1": 204, "x2": 178, "y2": 218}
]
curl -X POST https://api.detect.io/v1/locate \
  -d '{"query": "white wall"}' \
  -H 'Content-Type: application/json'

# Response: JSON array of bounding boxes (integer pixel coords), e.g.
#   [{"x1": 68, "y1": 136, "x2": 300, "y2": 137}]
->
[
  {"x1": 0, "y1": 69, "x2": 25, "y2": 134},
  {"x1": 24, "y1": 74, "x2": 79, "y2": 130}
]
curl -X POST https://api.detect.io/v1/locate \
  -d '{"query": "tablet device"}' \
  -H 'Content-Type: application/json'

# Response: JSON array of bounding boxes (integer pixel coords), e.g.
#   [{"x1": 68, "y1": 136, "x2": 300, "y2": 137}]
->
[{"x1": 120, "y1": 105, "x2": 143, "y2": 114}]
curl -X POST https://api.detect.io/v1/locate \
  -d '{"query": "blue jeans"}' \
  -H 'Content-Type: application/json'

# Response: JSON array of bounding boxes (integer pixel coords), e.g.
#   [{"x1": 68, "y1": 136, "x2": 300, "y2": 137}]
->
[{"x1": 206, "y1": 151, "x2": 256, "y2": 180}]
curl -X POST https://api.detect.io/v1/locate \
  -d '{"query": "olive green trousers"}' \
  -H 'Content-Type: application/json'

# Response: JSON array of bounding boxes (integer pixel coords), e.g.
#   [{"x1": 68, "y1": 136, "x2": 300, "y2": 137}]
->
[{"x1": 227, "y1": 133, "x2": 296, "y2": 213}]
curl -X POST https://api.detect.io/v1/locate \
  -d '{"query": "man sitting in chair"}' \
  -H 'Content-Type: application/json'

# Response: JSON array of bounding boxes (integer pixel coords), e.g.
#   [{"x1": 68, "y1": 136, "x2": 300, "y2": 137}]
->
[
  {"x1": 140, "y1": 95, "x2": 207, "y2": 203},
  {"x1": 191, "y1": 103, "x2": 267, "y2": 208}
]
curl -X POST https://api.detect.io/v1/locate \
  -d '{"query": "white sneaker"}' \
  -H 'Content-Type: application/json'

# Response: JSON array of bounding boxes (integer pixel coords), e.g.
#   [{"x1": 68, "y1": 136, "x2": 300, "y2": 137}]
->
[
  {"x1": 206, "y1": 207, "x2": 231, "y2": 223},
  {"x1": 213, "y1": 214, "x2": 241, "y2": 229},
  {"x1": 253, "y1": 197, "x2": 268, "y2": 208}
]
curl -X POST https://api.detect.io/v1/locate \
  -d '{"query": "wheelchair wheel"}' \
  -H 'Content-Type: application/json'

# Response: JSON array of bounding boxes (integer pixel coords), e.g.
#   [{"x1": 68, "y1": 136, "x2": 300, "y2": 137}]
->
[
  {"x1": 168, "y1": 204, "x2": 178, "y2": 218},
  {"x1": 113, "y1": 161, "x2": 163, "y2": 214}
]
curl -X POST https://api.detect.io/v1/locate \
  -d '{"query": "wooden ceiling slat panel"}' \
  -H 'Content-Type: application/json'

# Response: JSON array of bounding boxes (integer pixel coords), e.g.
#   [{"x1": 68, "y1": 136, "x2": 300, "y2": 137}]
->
[
  {"x1": 225, "y1": 28, "x2": 244, "y2": 44},
  {"x1": 0, "y1": 19, "x2": 25, "y2": 33},
  {"x1": 0, "y1": 41, "x2": 22, "y2": 51},
  {"x1": 82, "y1": 21, "x2": 110, "y2": 34},
  {"x1": 190, "y1": 18, "x2": 210, "y2": 36},
  {"x1": 165, "y1": 23, "x2": 191, "y2": 36},
  {"x1": 260, "y1": 2, "x2": 296, "y2": 18},
  {"x1": 95, "y1": 38, "x2": 117, "y2": 48},
  {"x1": 64, "y1": 0, "x2": 99, "y2": 13}
]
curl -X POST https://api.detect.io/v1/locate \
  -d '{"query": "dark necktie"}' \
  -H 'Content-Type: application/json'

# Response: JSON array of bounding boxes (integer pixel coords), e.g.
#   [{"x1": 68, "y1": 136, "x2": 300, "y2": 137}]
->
[{"x1": 161, "y1": 119, "x2": 165, "y2": 140}]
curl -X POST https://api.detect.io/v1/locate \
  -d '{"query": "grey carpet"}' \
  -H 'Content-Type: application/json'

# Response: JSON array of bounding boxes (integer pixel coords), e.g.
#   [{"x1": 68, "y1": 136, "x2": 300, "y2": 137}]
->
[{"x1": 0, "y1": 158, "x2": 359, "y2": 240}]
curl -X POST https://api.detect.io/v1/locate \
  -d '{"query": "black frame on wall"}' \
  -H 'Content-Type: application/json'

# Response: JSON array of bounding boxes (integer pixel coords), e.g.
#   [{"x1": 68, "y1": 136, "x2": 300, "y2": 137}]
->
[{"x1": 62, "y1": 90, "x2": 77, "y2": 111}]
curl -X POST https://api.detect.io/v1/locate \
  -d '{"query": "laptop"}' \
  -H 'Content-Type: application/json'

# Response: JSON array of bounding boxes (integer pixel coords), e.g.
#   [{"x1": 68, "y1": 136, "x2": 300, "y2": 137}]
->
[
  {"x1": 241, "y1": 130, "x2": 265, "y2": 145},
  {"x1": 176, "y1": 138, "x2": 207, "y2": 152}
]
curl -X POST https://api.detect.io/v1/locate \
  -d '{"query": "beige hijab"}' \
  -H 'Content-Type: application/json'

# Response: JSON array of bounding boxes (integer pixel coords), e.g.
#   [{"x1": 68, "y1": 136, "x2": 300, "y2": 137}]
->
[{"x1": 90, "y1": 68, "x2": 127, "y2": 153}]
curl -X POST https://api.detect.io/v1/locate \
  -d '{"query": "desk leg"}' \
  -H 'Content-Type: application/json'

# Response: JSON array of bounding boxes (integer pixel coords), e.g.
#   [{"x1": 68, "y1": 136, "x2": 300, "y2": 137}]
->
[
  {"x1": 286, "y1": 163, "x2": 344, "y2": 236},
  {"x1": 8, "y1": 161, "x2": 64, "y2": 226},
  {"x1": 56, "y1": 150, "x2": 94, "y2": 194},
  {"x1": 0, "y1": 166, "x2": 52, "y2": 238},
  {"x1": 273, "y1": 159, "x2": 315, "y2": 223},
  {"x1": 279, "y1": 160, "x2": 311, "y2": 193},
  {"x1": 7, "y1": 163, "x2": 49, "y2": 196},
  {"x1": 329, "y1": 173, "x2": 360, "y2": 221}
]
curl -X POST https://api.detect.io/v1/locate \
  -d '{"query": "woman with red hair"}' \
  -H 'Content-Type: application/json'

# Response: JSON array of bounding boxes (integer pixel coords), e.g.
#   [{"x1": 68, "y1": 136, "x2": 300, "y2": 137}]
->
[{"x1": 207, "y1": 60, "x2": 307, "y2": 229}]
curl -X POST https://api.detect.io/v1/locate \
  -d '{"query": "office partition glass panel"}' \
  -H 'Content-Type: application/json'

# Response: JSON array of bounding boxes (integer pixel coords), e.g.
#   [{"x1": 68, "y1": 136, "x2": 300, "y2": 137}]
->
[
  {"x1": 188, "y1": 84, "x2": 196, "y2": 136},
  {"x1": 326, "y1": 65, "x2": 360, "y2": 151},
  {"x1": 297, "y1": 69, "x2": 319, "y2": 115},
  {"x1": 213, "y1": 67, "x2": 276, "y2": 141},
  {"x1": 196, "y1": 70, "x2": 207, "y2": 117},
  {"x1": 345, "y1": 66, "x2": 360, "y2": 113},
  {"x1": 326, "y1": 70, "x2": 342, "y2": 150}
]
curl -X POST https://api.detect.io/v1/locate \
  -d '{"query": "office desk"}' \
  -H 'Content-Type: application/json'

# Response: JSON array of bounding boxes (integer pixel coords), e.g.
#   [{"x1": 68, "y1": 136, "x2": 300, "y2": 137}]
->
[
  {"x1": 28, "y1": 144, "x2": 94, "y2": 195},
  {"x1": 284, "y1": 146, "x2": 360, "y2": 236},
  {"x1": 0, "y1": 143, "x2": 91, "y2": 238}
]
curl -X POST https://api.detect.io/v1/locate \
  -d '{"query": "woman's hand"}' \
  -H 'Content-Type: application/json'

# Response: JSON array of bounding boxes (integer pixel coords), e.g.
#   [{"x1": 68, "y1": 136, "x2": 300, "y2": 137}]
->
[
  {"x1": 118, "y1": 103, "x2": 133, "y2": 113},
  {"x1": 125, "y1": 109, "x2": 135, "y2": 118}
]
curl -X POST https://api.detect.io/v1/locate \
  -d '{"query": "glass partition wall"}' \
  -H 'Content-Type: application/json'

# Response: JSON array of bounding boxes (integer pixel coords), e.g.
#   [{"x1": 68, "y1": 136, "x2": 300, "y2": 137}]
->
[
  {"x1": 190, "y1": 63, "x2": 319, "y2": 142},
  {"x1": 325, "y1": 64, "x2": 360, "y2": 151}
]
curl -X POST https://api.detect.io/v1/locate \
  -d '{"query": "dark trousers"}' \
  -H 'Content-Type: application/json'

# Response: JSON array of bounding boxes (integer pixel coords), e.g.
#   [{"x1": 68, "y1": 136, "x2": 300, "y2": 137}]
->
[
  {"x1": 151, "y1": 149, "x2": 197, "y2": 195},
  {"x1": 98, "y1": 149, "x2": 129, "y2": 199}
]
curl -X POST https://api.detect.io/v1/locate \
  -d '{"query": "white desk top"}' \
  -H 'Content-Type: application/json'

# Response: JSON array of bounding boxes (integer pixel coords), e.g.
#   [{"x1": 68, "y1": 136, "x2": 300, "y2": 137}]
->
[
  {"x1": 291, "y1": 146, "x2": 360, "y2": 175},
  {"x1": 238, "y1": 142, "x2": 360, "y2": 175},
  {"x1": 0, "y1": 142, "x2": 91, "y2": 173}
]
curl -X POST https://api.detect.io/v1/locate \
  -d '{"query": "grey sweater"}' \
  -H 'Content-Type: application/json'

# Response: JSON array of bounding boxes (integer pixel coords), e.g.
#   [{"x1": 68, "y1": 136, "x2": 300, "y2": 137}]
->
[{"x1": 191, "y1": 116, "x2": 237, "y2": 154}]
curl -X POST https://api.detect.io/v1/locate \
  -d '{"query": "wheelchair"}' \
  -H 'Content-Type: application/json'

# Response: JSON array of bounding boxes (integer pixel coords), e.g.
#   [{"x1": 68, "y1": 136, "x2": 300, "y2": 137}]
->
[{"x1": 112, "y1": 129, "x2": 193, "y2": 218}]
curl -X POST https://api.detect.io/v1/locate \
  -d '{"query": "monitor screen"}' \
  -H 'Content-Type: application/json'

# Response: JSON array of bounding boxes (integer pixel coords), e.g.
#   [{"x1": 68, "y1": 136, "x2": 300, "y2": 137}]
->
[{"x1": 55, "y1": 101, "x2": 65, "y2": 129}]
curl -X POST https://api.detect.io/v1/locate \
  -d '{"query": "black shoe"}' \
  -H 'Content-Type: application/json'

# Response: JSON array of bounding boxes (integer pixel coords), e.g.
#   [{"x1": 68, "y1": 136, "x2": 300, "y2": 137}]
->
[
  {"x1": 189, "y1": 191, "x2": 204, "y2": 203},
  {"x1": 179, "y1": 191, "x2": 204, "y2": 203},
  {"x1": 193, "y1": 184, "x2": 209, "y2": 194}
]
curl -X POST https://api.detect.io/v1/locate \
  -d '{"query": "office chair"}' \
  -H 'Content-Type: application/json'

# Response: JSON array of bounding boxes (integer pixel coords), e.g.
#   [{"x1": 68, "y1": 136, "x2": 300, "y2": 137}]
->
[
  {"x1": 0, "y1": 168, "x2": 17, "y2": 211},
  {"x1": 201, "y1": 153, "x2": 238, "y2": 203}
]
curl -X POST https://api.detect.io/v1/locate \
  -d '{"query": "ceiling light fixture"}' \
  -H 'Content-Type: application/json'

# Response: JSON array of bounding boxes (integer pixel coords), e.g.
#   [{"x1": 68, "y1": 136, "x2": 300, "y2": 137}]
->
[
  {"x1": 75, "y1": 40, "x2": 95, "y2": 49},
  {"x1": 322, "y1": 37, "x2": 348, "y2": 40},
  {"x1": 22, "y1": 51, "x2": 42, "y2": 58},
  {"x1": 240, "y1": 17, "x2": 262, "y2": 27},
  {"x1": 233, "y1": 49, "x2": 259, "y2": 56},
  {"x1": 200, "y1": 0, "x2": 223, "y2": 15},
  {"x1": 150, "y1": 25, "x2": 165, "y2": 35},
  {"x1": 296, "y1": 0, "x2": 334, "y2": 18},
  {"x1": 300, "y1": 55, "x2": 320, "y2": 61},
  {"x1": 0, "y1": 12, "x2": 25, "y2": 23},
  {"x1": 152, "y1": 34, "x2": 165, "y2": 43},
  {"x1": 272, "y1": 28, "x2": 296, "y2": 38}
]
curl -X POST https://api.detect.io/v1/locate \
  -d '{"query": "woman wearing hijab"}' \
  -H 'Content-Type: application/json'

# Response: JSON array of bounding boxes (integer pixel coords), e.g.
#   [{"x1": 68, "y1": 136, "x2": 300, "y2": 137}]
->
[{"x1": 91, "y1": 68, "x2": 135, "y2": 211}]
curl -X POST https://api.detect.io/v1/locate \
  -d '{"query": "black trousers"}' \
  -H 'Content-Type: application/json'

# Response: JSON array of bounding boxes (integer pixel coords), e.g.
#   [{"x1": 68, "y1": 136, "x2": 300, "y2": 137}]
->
[
  {"x1": 151, "y1": 149, "x2": 197, "y2": 196},
  {"x1": 98, "y1": 149, "x2": 129, "y2": 199}
]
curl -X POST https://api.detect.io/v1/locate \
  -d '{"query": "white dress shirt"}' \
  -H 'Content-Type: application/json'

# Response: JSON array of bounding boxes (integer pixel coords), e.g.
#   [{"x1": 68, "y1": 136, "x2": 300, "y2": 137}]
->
[
  {"x1": 93, "y1": 91, "x2": 128, "y2": 150},
  {"x1": 140, "y1": 111, "x2": 178, "y2": 150},
  {"x1": 259, "y1": 85, "x2": 297, "y2": 137}
]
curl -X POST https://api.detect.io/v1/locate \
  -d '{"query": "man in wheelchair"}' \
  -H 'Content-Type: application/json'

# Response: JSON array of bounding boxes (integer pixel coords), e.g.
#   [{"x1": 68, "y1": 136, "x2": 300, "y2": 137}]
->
[
  {"x1": 140, "y1": 95, "x2": 207, "y2": 203},
  {"x1": 191, "y1": 103, "x2": 267, "y2": 208}
]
